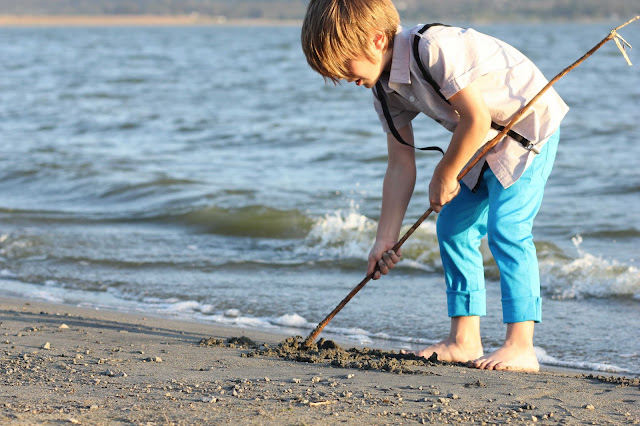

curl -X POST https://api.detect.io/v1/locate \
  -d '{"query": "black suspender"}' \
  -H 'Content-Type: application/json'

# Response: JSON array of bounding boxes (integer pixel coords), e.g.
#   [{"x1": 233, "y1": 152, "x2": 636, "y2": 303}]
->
[
  {"x1": 413, "y1": 24, "x2": 451, "y2": 105},
  {"x1": 374, "y1": 80, "x2": 444, "y2": 154},
  {"x1": 376, "y1": 23, "x2": 533, "y2": 153}
]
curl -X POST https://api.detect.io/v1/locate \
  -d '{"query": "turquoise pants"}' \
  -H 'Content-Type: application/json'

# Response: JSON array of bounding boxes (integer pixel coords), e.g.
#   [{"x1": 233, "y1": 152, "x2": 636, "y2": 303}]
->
[{"x1": 436, "y1": 129, "x2": 560, "y2": 323}]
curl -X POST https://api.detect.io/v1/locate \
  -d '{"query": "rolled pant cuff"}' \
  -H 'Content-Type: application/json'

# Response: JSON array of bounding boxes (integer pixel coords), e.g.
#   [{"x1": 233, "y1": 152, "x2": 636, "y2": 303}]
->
[
  {"x1": 446, "y1": 289, "x2": 486, "y2": 317},
  {"x1": 502, "y1": 296, "x2": 542, "y2": 323}
]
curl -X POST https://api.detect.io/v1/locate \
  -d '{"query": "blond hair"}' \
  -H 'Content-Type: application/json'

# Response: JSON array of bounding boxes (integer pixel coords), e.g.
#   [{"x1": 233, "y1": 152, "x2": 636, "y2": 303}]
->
[{"x1": 301, "y1": 0, "x2": 400, "y2": 83}]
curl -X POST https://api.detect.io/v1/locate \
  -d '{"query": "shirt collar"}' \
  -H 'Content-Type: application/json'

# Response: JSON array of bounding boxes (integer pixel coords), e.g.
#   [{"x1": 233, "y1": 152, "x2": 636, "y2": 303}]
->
[{"x1": 388, "y1": 26, "x2": 411, "y2": 85}]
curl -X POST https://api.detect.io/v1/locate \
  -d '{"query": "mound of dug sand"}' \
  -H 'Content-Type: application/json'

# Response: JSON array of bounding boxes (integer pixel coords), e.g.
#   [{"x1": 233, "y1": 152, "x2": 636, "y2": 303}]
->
[{"x1": 228, "y1": 335, "x2": 441, "y2": 374}]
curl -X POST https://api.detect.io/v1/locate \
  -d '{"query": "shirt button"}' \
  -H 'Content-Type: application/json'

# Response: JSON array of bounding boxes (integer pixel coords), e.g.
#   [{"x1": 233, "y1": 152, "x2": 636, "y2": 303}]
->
[{"x1": 409, "y1": 96, "x2": 416, "y2": 102}]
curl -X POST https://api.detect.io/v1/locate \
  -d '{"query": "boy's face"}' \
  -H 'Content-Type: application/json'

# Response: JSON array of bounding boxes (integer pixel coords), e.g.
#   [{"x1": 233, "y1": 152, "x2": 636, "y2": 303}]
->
[
  {"x1": 345, "y1": 56, "x2": 383, "y2": 88},
  {"x1": 343, "y1": 31, "x2": 390, "y2": 89}
]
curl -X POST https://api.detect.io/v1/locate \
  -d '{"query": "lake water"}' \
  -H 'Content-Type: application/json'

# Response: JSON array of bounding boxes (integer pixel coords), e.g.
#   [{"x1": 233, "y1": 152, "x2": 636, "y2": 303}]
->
[{"x1": 1, "y1": 22, "x2": 638, "y2": 376}]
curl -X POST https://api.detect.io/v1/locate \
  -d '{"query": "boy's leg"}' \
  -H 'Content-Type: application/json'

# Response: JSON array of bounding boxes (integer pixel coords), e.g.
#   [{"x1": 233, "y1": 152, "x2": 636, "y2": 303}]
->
[
  {"x1": 439, "y1": 180, "x2": 491, "y2": 318},
  {"x1": 413, "y1": 180, "x2": 489, "y2": 362},
  {"x1": 472, "y1": 130, "x2": 560, "y2": 371}
]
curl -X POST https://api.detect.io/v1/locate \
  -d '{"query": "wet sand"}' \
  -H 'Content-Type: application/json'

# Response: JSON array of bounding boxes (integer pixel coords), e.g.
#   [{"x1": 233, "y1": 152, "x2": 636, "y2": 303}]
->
[{"x1": 0, "y1": 296, "x2": 638, "y2": 425}]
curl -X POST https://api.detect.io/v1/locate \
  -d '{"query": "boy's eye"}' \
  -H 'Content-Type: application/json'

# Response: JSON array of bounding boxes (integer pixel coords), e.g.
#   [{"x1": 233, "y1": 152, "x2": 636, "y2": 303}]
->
[{"x1": 344, "y1": 71, "x2": 357, "y2": 80}]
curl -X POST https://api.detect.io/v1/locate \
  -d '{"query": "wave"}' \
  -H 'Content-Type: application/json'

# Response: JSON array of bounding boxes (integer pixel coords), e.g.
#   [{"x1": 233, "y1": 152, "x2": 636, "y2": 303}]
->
[
  {"x1": 2, "y1": 200, "x2": 637, "y2": 300},
  {"x1": 296, "y1": 202, "x2": 441, "y2": 271},
  {"x1": 534, "y1": 347, "x2": 635, "y2": 375},
  {"x1": 296, "y1": 206, "x2": 639, "y2": 301},
  {"x1": 99, "y1": 178, "x2": 203, "y2": 201},
  {"x1": 168, "y1": 205, "x2": 314, "y2": 239},
  {"x1": 539, "y1": 235, "x2": 640, "y2": 301},
  {"x1": 580, "y1": 228, "x2": 640, "y2": 239},
  {"x1": 0, "y1": 202, "x2": 314, "y2": 240}
]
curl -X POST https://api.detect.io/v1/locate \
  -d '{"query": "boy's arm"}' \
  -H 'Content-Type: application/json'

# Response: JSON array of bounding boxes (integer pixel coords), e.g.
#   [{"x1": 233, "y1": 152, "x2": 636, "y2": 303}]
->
[
  {"x1": 367, "y1": 123, "x2": 416, "y2": 279},
  {"x1": 429, "y1": 81, "x2": 491, "y2": 212}
]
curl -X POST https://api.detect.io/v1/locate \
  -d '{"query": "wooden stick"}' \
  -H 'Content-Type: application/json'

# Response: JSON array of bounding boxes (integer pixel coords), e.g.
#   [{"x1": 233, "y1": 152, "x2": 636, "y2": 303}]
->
[{"x1": 302, "y1": 16, "x2": 639, "y2": 348}]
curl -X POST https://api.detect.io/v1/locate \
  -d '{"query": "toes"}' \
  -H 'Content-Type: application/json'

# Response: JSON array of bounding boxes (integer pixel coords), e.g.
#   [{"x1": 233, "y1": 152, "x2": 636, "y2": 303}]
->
[
  {"x1": 493, "y1": 362, "x2": 510, "y2": 371},
  {"x1": 478, "y1": 361, "x2": 492, "y2": 370},
  {"x1": 472, "y1": 357, "x2": 490, "y2": 369},
  {"x1": 467, "y1": 357, "x2": 480, "y2": 368},
  {"x1": 399, "y1": 349, "x2": 423, "y2": 357},
  {"x1": 485, "y1": 359, "x2": 502, "y2": 370},
  {"x1": 415, "y1": 348, "x2": 437, "y2": 359}
]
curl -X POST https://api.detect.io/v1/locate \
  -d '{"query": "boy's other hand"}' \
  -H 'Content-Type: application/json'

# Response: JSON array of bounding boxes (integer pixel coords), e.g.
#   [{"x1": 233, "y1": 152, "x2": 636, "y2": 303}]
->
[
  {"x1": 429, "y1": 168, "x2": 460, "y2": 213},
  {"x1": 367, "y1": 244, "x2": 401, "y2": 280}
]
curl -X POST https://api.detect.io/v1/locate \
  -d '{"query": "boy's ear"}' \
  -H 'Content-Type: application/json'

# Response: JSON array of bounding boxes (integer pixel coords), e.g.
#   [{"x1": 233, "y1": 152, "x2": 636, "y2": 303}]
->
[{"x1": 372, "y1": 30, "x2": 387, "y2": 52}]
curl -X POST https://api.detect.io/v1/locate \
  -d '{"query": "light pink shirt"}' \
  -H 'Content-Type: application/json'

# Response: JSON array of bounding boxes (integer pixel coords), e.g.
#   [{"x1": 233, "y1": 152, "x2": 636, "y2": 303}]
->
[{"x1": 374, "y1": 25, "x2": 569, "y2": 189}]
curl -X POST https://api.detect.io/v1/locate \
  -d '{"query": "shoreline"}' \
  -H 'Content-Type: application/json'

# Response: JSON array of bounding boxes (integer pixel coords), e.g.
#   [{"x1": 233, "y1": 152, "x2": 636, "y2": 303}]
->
[
  {"x1": 1, "y1": 296, "x2": 638, "y2": 424},
  {"x1": 0, "y1": 15, "x2": 302, "y2": 27}
]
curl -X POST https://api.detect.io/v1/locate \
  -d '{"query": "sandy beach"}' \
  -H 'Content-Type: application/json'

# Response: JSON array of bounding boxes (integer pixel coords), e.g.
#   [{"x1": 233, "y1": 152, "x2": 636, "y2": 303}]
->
[{"x1": 0, "y1": 297, "x2": 637, "y2": 425}]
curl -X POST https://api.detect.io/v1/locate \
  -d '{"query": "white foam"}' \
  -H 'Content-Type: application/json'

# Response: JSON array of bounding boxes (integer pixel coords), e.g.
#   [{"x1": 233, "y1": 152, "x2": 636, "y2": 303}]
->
[
  {"x1": 170, "y1": 301, "x2": 202, "y2": 312},
  {"x1": 299, "y1": 201, "x2": 440, "y2": 270},
  {"x1": 200, "y1": 304, "x2": 215, "y2": 314},
  {"x1": 1, "y1": 269, "x2": 16, "y2": 277},
  {"x1": 27, "y1": 290, "x2": 65, "y2": 304},
  {"x1": 314, "y1": 324, "x2": 434, "y2": 347},
  {"x1": 301, "y1": 201, "x2": 377, "y2": 260},
  {"x1": 535, "y1": 347, "x2": 632, "y2": 375},
  {"x1": 344, "y1": 334, "x2": 373, "y2": 345},
  {"x1": 203, "y1": 314, "x2": 276, "y2": 329},
  {"x1": 0, "y1": 278, "x2": 142, "y2": 311},
  {"x1": 224, "y1": 308, "x2": 240, "y2": 317},
  {"x1": 272, "y1": 313, "x2": 309, "y2": 328},
  {"x1": 540, "y1": 234, "x2": 640, "y2": 300}
]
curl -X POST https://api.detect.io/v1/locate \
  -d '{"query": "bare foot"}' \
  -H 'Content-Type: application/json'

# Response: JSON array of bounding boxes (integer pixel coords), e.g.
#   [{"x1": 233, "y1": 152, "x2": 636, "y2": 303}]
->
[
  {"x1": 470, "y1": 343, "x2": 539, "y2": 372},
  {"x1": 410, "y1": 336, "x2": 483, "y2": 363},
  {"x1": 407, "y1": 316, "x2": 483, "y2": 363},
  {"x1": 470, "y1": 321, "x2": 539, "y2": 372}
]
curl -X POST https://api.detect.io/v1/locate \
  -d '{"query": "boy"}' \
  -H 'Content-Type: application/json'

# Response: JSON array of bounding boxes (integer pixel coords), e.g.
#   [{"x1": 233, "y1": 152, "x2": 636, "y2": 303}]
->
[{"x1": 301, "y1": 0, "x2": 568, "y2": 371}]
